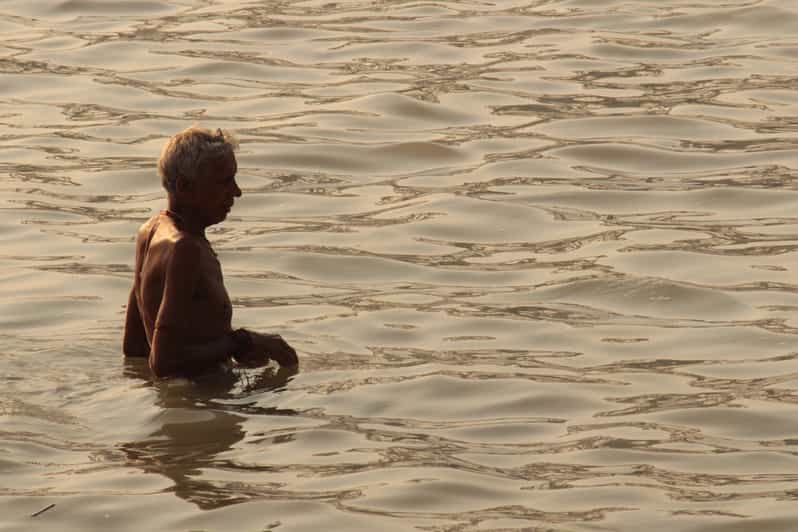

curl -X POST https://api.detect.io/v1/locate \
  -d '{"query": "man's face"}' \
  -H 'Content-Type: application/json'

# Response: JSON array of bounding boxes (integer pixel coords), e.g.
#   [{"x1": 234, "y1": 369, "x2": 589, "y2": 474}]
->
[{"x1": 189, "y1": 153, "x2": 241, "y2": 226}]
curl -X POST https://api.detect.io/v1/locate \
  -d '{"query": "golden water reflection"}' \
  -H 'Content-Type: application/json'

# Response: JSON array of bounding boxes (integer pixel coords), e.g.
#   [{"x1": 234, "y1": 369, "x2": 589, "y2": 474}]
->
[{"x1": 2, "y1": 0, "x2": 798, "y2": 530}]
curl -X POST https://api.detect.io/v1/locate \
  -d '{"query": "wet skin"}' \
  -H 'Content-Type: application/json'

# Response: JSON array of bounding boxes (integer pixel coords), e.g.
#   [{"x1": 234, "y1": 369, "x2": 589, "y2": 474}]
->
[{"x1": 123, "y1": 153, "x2": 298, "y2": 378}]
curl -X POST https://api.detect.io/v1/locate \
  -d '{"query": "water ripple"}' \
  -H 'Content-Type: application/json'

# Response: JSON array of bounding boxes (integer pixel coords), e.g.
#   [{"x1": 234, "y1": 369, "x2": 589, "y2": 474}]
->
[{"x1": 3, "y1": 0, "x2": 798, "y2": 530}]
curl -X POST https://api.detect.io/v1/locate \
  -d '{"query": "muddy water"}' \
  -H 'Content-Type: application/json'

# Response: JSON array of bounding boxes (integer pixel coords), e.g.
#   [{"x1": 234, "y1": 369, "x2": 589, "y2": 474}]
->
[{"x1": 3, "y1": 1, "x2": 798, "y2": 531}]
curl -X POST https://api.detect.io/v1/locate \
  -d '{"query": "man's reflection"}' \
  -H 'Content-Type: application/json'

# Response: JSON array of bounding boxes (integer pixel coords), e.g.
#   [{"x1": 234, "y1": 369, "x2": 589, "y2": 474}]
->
[{"x1": 120, "y1": 359, "x2": 297, "y2": 510}]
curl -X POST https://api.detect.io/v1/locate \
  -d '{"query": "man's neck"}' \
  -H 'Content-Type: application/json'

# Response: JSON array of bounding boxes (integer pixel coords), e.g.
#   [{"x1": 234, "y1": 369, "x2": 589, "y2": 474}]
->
[{"x1": 166, "y1": 197, "x2": 206, "y2": 237}]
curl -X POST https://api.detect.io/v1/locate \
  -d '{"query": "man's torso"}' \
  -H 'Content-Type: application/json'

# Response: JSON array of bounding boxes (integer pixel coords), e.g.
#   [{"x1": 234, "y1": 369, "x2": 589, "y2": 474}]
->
[{"x1": 134, "y1": 212, "x2": 233, "y2": 346}]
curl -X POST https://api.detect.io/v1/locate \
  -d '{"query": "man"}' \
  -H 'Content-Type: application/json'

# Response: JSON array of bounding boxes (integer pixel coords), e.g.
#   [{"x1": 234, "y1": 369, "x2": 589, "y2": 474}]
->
[{"x1": 123, "y1": 126, "x2": 297, "y2": 377}]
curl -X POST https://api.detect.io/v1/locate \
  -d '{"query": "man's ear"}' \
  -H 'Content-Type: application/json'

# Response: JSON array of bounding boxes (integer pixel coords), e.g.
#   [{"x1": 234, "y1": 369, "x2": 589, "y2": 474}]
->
[{"x1": 175, "y1": 175, "x2": 192, "y2": 194}]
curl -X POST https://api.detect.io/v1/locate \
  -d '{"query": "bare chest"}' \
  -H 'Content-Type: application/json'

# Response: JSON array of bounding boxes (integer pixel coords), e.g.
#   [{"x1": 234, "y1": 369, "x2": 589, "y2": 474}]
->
[{"x1": 191, "y1": 243, "x2": 233, "y2": 328}]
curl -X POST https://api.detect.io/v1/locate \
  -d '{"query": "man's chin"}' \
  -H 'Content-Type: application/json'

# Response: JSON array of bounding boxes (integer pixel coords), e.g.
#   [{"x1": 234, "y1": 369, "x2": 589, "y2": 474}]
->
[{"x1": 202, "y1": 212, "x2": 227, "y2": 226}]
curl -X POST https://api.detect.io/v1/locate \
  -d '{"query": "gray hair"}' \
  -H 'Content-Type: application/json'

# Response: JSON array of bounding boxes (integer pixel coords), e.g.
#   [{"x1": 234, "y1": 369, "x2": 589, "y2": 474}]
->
[{"x1": 157, "y1": 126, "x2": 239, "y2": 192}]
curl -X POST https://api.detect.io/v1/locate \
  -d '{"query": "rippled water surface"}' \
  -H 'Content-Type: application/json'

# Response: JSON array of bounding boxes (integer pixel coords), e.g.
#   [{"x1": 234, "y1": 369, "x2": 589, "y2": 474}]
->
[{"x1": 3, "y1": 1, "x2": 798, "y2": 530}]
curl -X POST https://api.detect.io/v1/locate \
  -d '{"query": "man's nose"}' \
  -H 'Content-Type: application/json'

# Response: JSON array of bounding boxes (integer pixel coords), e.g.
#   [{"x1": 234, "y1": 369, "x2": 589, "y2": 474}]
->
[{"x1": 233, "y1": 181, "x2": 242, "y2": 197}]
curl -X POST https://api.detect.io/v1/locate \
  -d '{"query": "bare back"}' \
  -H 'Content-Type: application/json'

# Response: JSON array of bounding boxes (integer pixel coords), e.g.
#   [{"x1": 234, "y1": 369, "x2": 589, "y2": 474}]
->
[{"x1": 133, "y1": 211, "x2": 233, "y2": 350}]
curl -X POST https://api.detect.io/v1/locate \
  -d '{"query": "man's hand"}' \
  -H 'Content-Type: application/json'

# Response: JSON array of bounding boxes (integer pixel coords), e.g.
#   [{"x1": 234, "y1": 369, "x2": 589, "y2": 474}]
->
[
  {"x1": 233, "y1": 332, "x2": 298, "y2": 368},
  {"x1": 250, "y1": 333, "x2": 298, "y2": 367},
  {"x1": 233, "y1": 345, "x2": 269, "y2": 367}
]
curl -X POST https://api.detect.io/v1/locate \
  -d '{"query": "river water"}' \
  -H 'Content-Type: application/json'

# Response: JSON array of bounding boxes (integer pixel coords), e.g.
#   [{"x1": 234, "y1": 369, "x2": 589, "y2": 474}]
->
[{"x1": 3, "y1": 1, "x2": 798, "y2": 530}]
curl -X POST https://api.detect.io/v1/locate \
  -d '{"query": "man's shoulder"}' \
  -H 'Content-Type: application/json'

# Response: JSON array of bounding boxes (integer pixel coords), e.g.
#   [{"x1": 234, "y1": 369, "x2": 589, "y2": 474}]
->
[
  {"x1": 135, "y1": 213, "x2": 163, "y2": 242},
  {"x1": 137, "y1": 213, "x2": 202, "y2": 260},
  {"x1": 170, "y1": 232, "x2": 204, "y2": 257}
]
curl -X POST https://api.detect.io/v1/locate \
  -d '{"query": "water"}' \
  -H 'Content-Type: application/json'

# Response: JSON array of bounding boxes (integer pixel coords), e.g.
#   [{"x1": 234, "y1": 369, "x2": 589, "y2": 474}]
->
[{"x1": 2, "y1": 1, "x2": 798, "y2": 530}]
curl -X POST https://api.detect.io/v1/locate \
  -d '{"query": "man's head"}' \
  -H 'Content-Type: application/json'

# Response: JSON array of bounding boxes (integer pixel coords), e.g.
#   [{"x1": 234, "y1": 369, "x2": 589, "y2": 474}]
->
[
  {"x1": 158, "y1": 126, "x2": 239, "y2": 193},
  {"x1": 158, "y1": 126, "x2": 241, "y2": 226}
]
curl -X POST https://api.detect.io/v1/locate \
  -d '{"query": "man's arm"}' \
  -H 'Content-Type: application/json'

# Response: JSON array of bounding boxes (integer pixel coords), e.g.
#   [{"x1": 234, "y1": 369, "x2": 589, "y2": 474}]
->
[
  {"x1": 123, "y1": 286, "x2": 149, "y2": 357},
  {"x1": 152, "y1": 327, "x2": 237, "y2": 377},
  {"x1": 149, "y1": 237, "x2": 235, "y2": 378}
]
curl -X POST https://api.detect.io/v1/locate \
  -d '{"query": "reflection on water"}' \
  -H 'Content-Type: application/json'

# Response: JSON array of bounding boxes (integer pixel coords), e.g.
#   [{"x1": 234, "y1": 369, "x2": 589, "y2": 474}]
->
[
  {"x1": 119, "y1": 360, "x2": 297, "y2": 511},
  {"x1": 2, "y1": 0, "x2": 798, "y2": 530}
]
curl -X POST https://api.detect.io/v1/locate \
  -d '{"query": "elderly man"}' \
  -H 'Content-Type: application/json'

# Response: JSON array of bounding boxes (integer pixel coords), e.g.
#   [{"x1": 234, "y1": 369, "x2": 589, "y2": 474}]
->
[{"x1": 123, "y1": 126, "x2": 297, "y2": 377}]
